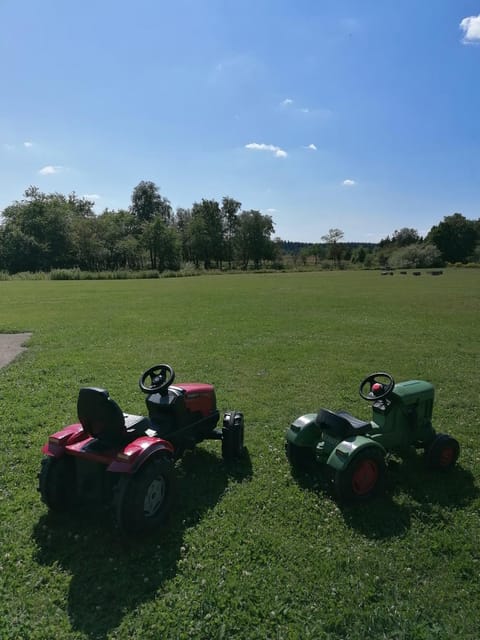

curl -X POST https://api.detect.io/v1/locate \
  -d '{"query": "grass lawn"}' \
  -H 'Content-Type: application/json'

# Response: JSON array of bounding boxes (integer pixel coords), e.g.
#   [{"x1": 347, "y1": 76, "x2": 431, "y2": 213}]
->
[{"x1": 0, "y1": 269, "x2": 479, "y2": 640}]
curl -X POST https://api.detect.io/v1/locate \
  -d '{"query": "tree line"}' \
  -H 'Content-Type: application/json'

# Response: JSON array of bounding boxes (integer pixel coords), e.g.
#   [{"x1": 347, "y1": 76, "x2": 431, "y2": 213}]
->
[
  {"x1": 375, "y1": 217, "x2": 480, "y2": 268},
  {"x1": 0, "y1": 181, "x2": 478, "y2": 274},
  {"x1": 286, "y1": 217, "x2": 479, "y2": 269},
  {"x1": 0, "y1": 182, "x2": 276, "y2": 274}
]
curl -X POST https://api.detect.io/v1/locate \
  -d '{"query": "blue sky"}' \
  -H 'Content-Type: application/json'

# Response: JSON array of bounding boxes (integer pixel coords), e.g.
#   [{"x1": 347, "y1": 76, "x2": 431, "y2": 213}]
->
[{"x1": 1, "y1": 0, "x2": 479, "y2": 242}]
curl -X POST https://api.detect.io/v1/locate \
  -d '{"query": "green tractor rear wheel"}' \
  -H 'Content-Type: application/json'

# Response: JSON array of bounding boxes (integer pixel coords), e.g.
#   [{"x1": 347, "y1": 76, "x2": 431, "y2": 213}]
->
[
  {"x1": 334, "y1": 447, "x2": 386, "y2": 502},
  {"x1": 285, "y1": 441, "x2": 315, "y2": 471}
]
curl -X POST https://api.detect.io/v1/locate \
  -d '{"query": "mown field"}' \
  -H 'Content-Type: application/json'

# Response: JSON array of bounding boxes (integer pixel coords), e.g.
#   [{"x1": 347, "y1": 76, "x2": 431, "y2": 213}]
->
[{"x1": 0, "y1": 269, "x2": 479, "y2": 640}]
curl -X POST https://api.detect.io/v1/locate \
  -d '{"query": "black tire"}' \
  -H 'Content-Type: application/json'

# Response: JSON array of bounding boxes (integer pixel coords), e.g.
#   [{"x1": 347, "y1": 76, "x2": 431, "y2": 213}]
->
[
  {"x1": 285, "y1": 441, "x2": 315, "y2": 471},
  {"x1": 334, "y1": 447, "x2": 386, "y2": 502},
  {"x1": 222, "y1": 411, "x2": 244, "y2": 461},
  {"x1": 38, "y1": 455, "x2": 76, "y2": 512},
  {"x1": 425, "y1": 434, "x2": 460, "y2": 471},
  {"x1": 114, "y1": 455, "x2": 175, "y2": 534}
]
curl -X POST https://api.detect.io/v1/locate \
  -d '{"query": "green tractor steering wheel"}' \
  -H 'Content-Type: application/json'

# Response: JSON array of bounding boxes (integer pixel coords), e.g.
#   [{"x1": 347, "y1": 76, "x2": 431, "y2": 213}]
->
[{"x1": 359, "y1": 372, "x2": 395, "y2": 401}]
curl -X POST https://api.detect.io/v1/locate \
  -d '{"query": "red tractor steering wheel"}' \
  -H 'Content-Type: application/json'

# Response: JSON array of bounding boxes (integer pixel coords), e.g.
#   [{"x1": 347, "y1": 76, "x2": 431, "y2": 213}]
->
[
  {"x1": 359, "y1": 372, "x2": 395, "y2": 401},
  {"x1": 139, "y1": 364, "x2": 175, "y2": 395}
]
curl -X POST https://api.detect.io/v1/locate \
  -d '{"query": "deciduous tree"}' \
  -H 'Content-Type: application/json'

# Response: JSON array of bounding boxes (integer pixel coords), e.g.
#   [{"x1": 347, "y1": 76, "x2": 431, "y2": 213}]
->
[
  {"x1": 235, "y1": 210, "x2": 275, "y2": 269},
  {"x1": 321, "y1": 228, "x2": 344, "y2": 268},
  {"x1": 188, "y1": 199, "x2": 224, "y2": 269},
  {"x1": 427, "y1": 213, "x2": 478, "y2": 263},
  {"x1": 0, "y1": 187, "x2": 94, "y2": 272},
  {"x1": 221, "y1": 196, "x2": 241, "y2": 269},
  {"x1": 130, "y1": 181, "x2": 172, "y2": 223},
  {"x1": 392, "y1": 228, "x2": 420, "y2": 246}
]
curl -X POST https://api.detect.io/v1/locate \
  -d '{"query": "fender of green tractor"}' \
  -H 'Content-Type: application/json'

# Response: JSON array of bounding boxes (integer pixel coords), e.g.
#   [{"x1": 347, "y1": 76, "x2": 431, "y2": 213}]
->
[
  {"x1": 326, "y1": 436, "x2": 386, "y2": 472},
  {"x1": 286, "y1": 414, "x2": 321, "y2": 448}
]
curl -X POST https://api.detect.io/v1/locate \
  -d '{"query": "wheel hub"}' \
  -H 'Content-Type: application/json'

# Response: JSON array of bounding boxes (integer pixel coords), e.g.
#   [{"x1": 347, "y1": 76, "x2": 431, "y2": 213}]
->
[
  {"x1": 439, "y1": 447, "x2": 455, "y2": 467},
  {"x1": 352, "y1": 459, "x2": 378, "y2": 495},
  {"x1": 143, "y1": 477, "x2": 166, "y2": 517}
]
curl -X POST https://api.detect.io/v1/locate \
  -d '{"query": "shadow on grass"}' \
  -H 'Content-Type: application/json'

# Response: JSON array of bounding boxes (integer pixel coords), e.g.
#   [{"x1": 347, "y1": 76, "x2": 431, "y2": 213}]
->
[
  {"x1": 33, "y1": 447, "x2": 252, "y2": 640},
  {"x1": 290, "y1": 450, "x2": 477, "y2": 540}
]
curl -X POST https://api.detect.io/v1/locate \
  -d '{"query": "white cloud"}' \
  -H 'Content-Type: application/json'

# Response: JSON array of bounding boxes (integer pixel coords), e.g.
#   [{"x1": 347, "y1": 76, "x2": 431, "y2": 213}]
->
[
  {"x1": 245, "y1": 142, "x2": 287, "y2": 158},
  {"x1": 265, "y1": 208, "x2": 277, "y2": 213},
  {"x1": 39, "y1": 165, "x2": 62, "y2": 175},
  {"x1": 306, "y1": 144, "x2": 317, "y2": 151},
  {"x1": 280, "y1": 100, "x2": 332, "y2": 119},
  {"x1": 460, "y1": 14, "x2": 480, "y2": 43},
  {"x1": 82, "y1": 194, "x2": 100, "y2": 200},
  {"x1": 3, "y1": 142, "x2": 35, "y2": 150},
  {"x1": 342, "y1": 179, "x2": 356, "y2": 186},
  {"x1": 301, "y1": 106, "x2": 333, "y2": 118}
]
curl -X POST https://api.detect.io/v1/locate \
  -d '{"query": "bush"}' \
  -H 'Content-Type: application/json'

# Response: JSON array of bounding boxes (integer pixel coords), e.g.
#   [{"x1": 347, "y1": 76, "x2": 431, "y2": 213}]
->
[
  {"x1": 50, "y1": 269, "x2": 82, "y2": 280},
  {"x1": 12, "y1": 271, "x2": 48, "y2": 280},
  {"x1": 389, "y1": 243, "x2": 443, "y2": 269}
]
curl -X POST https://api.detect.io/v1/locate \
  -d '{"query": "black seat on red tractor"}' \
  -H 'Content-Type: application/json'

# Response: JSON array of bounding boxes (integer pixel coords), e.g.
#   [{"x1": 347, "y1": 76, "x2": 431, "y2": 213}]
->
[
  {"x1": 316, "y1": 408, "x2": 371, "y2": 438},
  {"x1": 77, "y1": 387, "x2": 149, "y2": 446}
]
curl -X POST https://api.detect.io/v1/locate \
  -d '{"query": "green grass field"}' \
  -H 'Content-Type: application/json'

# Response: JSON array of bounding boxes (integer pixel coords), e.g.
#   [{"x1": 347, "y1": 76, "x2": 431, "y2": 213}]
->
[{"x1": 1, "y1": 270, "x2": 479, "y2": 640}]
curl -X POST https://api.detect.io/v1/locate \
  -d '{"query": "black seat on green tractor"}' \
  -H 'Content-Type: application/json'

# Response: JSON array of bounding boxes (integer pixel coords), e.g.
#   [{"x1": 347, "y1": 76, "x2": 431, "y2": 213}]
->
[
  {"x1": 77, "y1": 387, "x2": 149, "y2": 447},
  {"x1": 316, "y1": 408, "x2": 371, "y2": 438}
]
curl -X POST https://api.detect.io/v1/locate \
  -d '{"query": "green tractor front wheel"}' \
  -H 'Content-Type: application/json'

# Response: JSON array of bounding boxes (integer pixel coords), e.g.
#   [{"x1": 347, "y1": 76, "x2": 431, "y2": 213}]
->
[
  {"x1": 425, "y1": 434, "x2": 460, "y2": 471},
  {"x1": 334, "y1": 447, "x2": 386, "y2": 502}
]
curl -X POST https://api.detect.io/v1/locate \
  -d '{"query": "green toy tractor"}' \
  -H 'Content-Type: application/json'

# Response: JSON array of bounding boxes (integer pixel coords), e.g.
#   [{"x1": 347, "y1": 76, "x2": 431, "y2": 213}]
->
[{"x1": 285, "y1": 372, "x2": 460, "y2": 501}]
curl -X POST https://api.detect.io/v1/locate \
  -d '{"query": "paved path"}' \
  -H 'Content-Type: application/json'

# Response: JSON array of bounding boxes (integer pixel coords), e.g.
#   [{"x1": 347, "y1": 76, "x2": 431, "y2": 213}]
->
[{"x1": 0, "y1": 333, "x2": 32, "y2": 368}]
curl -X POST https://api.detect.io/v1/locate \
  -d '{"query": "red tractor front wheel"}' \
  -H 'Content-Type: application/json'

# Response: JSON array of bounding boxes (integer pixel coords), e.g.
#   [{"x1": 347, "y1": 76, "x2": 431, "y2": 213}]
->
[{"x1": 222, "y1": 411, "x2": 245, "y2": 461}]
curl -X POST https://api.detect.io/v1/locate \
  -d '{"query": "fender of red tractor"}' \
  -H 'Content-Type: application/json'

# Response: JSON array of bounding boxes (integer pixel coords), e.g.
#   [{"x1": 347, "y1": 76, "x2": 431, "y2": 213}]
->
[
  {"x1": 107, "y1": 436, "x2": 174, "y2": 474},
  {"x1": 326, "y1": 436, "x2": 386, "y2": 472},
  {"x1": 42, "y1": 423, "x2": 87, "y2": 457}
]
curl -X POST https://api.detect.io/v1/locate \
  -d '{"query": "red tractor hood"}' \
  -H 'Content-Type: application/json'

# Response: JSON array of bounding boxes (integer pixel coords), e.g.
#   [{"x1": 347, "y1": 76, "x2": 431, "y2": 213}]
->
[{"x1": 174, "y1": 383, "x2": 217, "y2": 417}]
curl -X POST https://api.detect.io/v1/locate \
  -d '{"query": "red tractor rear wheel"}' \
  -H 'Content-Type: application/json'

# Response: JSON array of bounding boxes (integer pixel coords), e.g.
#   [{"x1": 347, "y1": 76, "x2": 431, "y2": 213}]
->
[
  {"x1": 38, "y1": 456, "x2": 76, "y2": 512},
  {"x1": 114, "y1": 454, "x2": 175, "y2": 534}
]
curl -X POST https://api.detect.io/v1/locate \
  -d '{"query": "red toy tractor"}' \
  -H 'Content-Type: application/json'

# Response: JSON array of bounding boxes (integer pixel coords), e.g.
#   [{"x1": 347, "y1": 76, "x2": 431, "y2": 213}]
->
[{"x1": 39, "y1": 364, "x2": 244, "y2": 533}]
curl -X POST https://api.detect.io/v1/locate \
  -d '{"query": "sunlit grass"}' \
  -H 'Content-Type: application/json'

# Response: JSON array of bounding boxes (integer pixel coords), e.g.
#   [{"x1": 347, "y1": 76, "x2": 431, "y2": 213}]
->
[{"x1": 0, "y1": 269, "x2": 479, "y2": 639}]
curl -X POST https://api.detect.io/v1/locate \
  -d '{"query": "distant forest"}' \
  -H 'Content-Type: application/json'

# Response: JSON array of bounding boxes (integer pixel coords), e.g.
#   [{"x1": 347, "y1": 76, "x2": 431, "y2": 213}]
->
[{"x1": 0, "y1": 181, "x2": 479, "y2": 275}]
